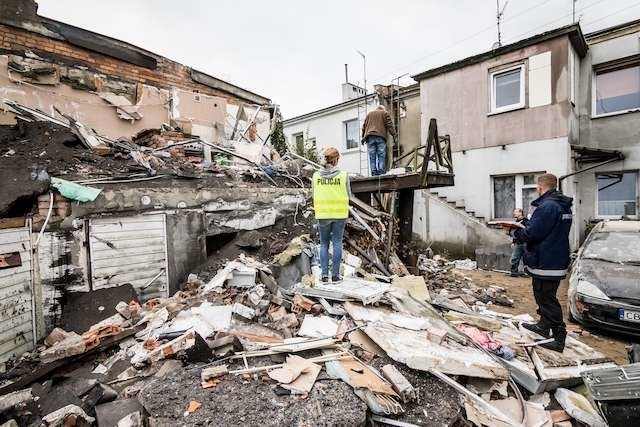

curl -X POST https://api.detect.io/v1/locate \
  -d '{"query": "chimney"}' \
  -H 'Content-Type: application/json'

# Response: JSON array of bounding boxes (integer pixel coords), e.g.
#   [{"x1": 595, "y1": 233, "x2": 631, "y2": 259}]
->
[{"x1": 344, "y1": 64, "x2": 349, "y2": 83}]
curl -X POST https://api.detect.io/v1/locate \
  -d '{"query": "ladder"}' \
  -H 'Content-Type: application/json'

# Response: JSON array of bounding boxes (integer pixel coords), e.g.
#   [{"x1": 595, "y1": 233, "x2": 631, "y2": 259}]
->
[{"x1": 357, "y1": 97, "x2": 370, "y2": 176}]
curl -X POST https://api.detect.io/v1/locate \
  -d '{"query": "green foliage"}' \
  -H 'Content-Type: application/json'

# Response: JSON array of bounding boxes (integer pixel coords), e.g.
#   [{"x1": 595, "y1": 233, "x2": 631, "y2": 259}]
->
[
  {"x1": 270, "y1": 109, "x2": 288, "y2": 158},
  {"x1": 294, "y1": 127, "x2": 320, "y2": 164}
]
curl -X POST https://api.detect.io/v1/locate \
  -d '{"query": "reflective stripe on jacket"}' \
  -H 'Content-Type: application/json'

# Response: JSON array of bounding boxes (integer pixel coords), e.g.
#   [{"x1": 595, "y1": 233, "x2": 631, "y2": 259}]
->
[{"x1": 313, "y1": 171, "x2": 349, "y2": 219}]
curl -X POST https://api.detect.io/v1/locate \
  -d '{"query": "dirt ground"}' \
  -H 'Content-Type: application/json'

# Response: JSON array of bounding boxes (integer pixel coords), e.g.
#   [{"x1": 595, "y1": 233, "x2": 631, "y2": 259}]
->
[{"x1": 460, "y1": 269, "x2": 633, "y2": 365}]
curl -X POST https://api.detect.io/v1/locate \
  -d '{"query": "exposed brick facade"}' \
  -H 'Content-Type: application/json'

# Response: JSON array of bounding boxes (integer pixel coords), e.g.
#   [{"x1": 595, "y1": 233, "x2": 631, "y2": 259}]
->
[{"x1": 0, "y1": 22, "x2": 261, "y2": 105}]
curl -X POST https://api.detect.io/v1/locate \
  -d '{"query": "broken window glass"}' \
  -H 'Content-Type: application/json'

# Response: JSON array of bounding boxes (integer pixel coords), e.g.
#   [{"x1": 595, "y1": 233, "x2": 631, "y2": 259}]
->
[
  {"x1": 597, "y1": 172, "x2": 638, "y2": 216},
  {"x1": 595, "y1": 64, "x2": 640, "y2": 116},
  {"x1": 493, "y1": 175, "x2": 515, "y2": 218},
  {"x1": 345, "y1": 119, "x2": 359, "y2": 149},
  {"x1": 493, "y1": 67, "x2": 522, "y2": 110}
]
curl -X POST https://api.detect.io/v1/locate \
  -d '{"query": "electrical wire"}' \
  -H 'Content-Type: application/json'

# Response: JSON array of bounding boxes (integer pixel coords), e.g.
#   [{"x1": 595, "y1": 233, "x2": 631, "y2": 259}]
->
[{"x1": 368, "y1": 0, "x2": 556, "y2": 83}]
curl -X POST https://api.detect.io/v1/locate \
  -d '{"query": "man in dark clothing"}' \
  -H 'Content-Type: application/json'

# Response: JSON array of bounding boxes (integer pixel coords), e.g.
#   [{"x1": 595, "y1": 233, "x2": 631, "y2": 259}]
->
[
  {"x1": 508, "y1": 208, "x2": 528, "y2": 277},
  {"x1": 361, "y1": 105, "x2": 397, "y2": 176},
  {"x1": 508, "y1": 173, "x2": 573, "y2": 352}
]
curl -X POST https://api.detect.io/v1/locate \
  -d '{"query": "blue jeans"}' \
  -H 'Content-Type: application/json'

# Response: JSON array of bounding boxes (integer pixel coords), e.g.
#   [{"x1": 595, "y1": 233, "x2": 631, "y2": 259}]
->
[
  {"x1": 318, "y1": 219, "x2": 346, "y2": 279},
  {"x1": 510, "y1": 243, "x2": 525, "y2": 274},
  {"x1": 366, "y1": 135, "x2": 387, "y2": 176}
]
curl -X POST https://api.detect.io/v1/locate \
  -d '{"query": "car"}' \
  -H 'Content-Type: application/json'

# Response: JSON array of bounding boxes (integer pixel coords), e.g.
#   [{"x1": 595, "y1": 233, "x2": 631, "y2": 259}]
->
[{"x1": 568, "y1": 220, "x2": 640, "y2": 336}]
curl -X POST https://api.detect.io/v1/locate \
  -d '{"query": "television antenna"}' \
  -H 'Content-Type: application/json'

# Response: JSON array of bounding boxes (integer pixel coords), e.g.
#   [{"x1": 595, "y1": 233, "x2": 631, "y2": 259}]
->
[{"x1": 496, "y1": 0, "x2": 510, "y2": 47}]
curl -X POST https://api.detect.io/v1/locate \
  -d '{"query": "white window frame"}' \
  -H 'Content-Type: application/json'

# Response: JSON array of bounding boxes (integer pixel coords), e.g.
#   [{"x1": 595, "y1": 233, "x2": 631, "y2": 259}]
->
[
  {"x1": 489, "y1": 63, "x2": 526, "y2": 114},
  {"x1": 595, "y1": 170, "x2": 639, "y2": 220},
  {"x1": 344, "y1": 118, "x2": 359, "y2": 151},
  {"x1": 491, "y1": 172, "x2": 544, "y2": 219},
  {"x1": 591, "y1": 62, "x2": 640, "y2": 119}
]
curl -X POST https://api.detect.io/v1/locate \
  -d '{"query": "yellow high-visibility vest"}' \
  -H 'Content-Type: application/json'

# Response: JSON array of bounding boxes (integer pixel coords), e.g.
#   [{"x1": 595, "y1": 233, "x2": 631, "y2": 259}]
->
[{"x1": 313, "y1": 171, "x2": 349, "y2": 219}]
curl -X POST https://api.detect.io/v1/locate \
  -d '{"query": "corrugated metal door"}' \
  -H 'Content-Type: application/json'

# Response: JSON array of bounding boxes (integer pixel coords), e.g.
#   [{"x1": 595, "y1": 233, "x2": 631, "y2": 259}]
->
[
  {"x1": 0, "y1": 227, "x2": 34, "y2": 363},
  {"x1": 89, "y1": 214, "x2": 169, "y2": 301}
]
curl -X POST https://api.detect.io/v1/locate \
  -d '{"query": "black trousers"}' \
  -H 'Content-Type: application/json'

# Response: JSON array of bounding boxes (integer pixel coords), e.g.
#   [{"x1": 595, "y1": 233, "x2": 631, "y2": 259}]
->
[{"x1": 532, "y1": 278, "x2": 565, "y2": 329}]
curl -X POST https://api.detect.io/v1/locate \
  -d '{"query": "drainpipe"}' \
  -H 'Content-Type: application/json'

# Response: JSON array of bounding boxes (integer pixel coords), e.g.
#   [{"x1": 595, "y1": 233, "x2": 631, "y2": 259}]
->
[{"x1": 558, "y1": 155, "x2": 623, "y2": 192}]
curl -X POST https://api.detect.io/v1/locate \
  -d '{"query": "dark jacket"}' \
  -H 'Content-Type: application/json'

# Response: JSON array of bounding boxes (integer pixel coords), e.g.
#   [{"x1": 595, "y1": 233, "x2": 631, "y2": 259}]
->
[
  {"x1": 362, "y1": 108, "x2": 397, "y2": 140},
  {"x1": 512, "y1": 216, "x2": 529, "y2": 244},
  {"x1": 513, "y1": 190, "x2": 573, "y2": 280}
]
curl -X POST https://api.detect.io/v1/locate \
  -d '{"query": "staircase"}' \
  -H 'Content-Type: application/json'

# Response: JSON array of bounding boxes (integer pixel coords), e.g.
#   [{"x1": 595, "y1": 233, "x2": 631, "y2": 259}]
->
[{"x1": 429, "y1": 190, "x2": 487, "y2": 224}]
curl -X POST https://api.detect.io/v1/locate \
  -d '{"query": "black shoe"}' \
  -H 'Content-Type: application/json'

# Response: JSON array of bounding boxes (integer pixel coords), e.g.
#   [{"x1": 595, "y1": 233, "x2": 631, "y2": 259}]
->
[
  {"x1": 509, "y1": 272, "x2": 519, "y2": 277},
  {"x1": 321, "y1": 276, "x2": 329, "y2": 284},
  {"x1": 522, "y1": 321, "x2": 551, "y2": 338},
  {"x1": 540, "y1": 327, "x2": 567, "y2": 353},
  {"x1": 331, "y1": 275, "x2": 343, "y2": 284}
]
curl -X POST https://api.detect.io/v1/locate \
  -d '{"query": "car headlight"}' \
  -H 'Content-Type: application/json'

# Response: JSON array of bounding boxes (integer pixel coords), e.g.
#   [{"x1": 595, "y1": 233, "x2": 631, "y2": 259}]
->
[{"x1": 577, "y1": 280, "x2": 611, "y2": 300}]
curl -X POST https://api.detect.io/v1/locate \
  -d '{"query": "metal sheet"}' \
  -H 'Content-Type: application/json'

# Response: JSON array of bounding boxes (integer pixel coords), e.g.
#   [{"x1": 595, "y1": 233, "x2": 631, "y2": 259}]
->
[
  {"x1": 89, "y1": 214, "x2": 169, "y2": 301},
  {"x1": 0, "y1": 227, "x2": 34, "y2": 363},
  {"x1": 582, "y1": 363, "x2": 640, "y2": 401}
]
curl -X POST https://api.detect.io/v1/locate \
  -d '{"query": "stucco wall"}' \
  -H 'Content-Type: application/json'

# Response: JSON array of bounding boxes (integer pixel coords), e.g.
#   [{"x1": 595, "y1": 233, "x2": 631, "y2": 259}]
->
[
  {"x1": 434, "y1": 137, "x2": 572, "y2": 220},
  {"x1": 579, "y1": 28, "x2": 640, "y2": 150},
  {"x1": 420, "y1": 36, "x2": 571, "y2": 152},
  {"x1": 396, "y1": 93, "x2": 422, "y2": 163},
  {"x1": 413, "y1": 191, "x2": 510, "y2": 257},
  {"x1": 283, "y1": 98, "x2": 376, "y2": 174},
  {"x1": 574, "y1": 25, "x2": 640, "y2": 241}
]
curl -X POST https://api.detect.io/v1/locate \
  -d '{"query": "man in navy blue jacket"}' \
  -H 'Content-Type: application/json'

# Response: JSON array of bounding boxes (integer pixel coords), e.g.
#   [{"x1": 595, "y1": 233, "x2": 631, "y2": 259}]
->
[{"x1": 509, "y1": 173, "x2": 573, "y2": 352}]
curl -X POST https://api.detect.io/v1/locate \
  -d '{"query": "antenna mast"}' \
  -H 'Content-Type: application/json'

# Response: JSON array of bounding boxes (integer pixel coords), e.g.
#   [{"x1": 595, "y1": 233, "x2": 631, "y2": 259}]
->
[{"x1": 496, "y1": 0, "x2": 510, "y2": 47}]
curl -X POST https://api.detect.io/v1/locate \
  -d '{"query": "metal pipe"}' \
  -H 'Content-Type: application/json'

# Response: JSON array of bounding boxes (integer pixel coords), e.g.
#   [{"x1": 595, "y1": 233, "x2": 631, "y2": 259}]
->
[{"x1": 558, "y1": 156, "x2": 623, "y2": 192}]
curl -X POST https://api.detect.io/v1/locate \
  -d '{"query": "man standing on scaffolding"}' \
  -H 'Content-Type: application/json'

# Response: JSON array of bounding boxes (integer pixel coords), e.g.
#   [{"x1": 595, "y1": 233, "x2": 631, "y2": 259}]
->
[{"x1": 361, "y1": 105, "x2": 397, "y2": 176}]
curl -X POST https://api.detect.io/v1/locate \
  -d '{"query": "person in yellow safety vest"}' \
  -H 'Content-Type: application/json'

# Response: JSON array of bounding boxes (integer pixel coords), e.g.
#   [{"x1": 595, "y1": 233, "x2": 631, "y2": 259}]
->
[{"x1": 312, "y1": 147, "x2": 352, "y2": 284}]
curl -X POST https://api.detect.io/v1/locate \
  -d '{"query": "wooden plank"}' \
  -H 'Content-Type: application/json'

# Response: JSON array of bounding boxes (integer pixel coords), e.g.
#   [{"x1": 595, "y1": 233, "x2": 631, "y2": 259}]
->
[
  {"x1": 0, "y1": 218, "x2": 26, "y2": 230},
  {"x1": 0, "y1": 327, "x2": 140, "y2": 395}
]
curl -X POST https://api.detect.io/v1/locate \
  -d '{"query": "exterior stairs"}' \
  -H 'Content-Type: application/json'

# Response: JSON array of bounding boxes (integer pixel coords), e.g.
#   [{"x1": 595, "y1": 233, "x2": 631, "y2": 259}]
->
[{"x1": 429, "y1": 190, "x2": 487, "y2": 224}]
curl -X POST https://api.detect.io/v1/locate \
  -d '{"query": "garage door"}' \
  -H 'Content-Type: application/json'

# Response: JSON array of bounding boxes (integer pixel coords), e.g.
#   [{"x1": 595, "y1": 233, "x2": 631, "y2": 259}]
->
[
  {"x1": 89, "y1": 214, "x2": 169, "y2": 301},
  {"x1": 0, "y1": 227, "x2": 35, "y2": 363}
]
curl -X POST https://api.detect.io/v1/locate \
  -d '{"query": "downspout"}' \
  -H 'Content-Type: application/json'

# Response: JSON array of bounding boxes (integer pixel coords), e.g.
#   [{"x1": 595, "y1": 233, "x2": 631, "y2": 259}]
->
[{"x1": 558, "y1": 155, "x2": 623, "y2": 192}]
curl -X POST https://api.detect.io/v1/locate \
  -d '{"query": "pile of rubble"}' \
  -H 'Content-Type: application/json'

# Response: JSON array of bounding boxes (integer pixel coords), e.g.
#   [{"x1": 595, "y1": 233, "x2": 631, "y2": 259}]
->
[{"x1": 0, "y1": 234, "x2": 623, "y2": 426}]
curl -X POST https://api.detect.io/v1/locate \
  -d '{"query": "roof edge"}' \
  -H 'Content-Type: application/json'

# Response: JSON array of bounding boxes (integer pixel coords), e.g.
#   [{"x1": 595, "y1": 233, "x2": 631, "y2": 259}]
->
[{"x1": 412, "y1": 23, "x2": 587, "y2": 81}]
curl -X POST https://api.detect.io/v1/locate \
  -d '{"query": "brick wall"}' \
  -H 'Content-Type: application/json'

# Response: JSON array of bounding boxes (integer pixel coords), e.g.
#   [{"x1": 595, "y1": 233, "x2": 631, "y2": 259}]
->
[{"x1": 0, "y1": 23, "x2": 251, "y2": 105}]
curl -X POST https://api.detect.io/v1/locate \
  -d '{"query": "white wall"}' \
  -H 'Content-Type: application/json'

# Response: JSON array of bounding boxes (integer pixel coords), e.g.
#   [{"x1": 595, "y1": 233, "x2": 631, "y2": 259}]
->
[
  {"x1": 413, "y1": 192, "x2": 510, "y2": 256},
  {"x1": 434, "y1": 137, "x2": 572, "y2": 221},
  {"x1": 283, "y1": 97, "x2": 376, "y2": 175}
]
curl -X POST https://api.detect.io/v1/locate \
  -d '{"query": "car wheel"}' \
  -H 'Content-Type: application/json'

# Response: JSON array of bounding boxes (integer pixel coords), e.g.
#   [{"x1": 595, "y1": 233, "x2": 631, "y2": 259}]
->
[{"x1": 567, "y1": 308, "x2": 576, "y2": 322}]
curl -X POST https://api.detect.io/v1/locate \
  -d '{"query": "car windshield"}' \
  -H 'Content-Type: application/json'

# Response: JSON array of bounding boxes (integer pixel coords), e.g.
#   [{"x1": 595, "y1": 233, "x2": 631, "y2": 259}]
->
[{"x1": 583, "y1": 231, "x2": 640, "y2": 264}]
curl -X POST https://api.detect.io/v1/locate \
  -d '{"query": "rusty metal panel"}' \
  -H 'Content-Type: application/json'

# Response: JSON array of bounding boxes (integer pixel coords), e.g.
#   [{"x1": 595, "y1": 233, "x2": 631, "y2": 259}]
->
[
  {"x1": 89, "y1": 214, "x2": 169, "y2": 301},
  {"x1": 0, "y1": 227, "x2": 34, "y2": 363}
]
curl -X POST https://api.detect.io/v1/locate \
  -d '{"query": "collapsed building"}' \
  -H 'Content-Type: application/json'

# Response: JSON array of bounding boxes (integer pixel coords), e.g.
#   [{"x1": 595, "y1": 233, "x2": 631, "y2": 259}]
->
[{"x1": 0, "y1": 1, "x2": 636, "y2": 426}]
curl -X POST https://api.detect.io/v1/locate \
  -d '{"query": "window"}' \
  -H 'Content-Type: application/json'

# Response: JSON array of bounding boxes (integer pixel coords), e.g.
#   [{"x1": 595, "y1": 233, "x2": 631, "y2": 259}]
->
[
  {"x1": 492, "y1": 172, "x2": 544, "y2": 218},
  {"x1": 597, "y1": 172, "x2": 637, "y2": 217},
  {"x1": 493, "y1": 176, "x2": 516, "y2": 219},
  {"x1": 345, "y1": 119, "x2": 359, "y2": 149},
  {"x1": 293, "y1": 133, "x2": 304, "y2": 153},
  {"x1": 490, "y1": 64, "x2": 525, "y2": 113},
  {"x1": 593, "y1": 64, "x2": 640, "y2": 116}
]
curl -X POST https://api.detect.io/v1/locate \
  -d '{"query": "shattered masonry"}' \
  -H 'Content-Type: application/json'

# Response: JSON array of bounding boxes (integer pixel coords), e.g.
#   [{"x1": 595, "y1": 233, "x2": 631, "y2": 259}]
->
[{"x1": 0, "y1": 1, "x2": 629, "y2": 426}]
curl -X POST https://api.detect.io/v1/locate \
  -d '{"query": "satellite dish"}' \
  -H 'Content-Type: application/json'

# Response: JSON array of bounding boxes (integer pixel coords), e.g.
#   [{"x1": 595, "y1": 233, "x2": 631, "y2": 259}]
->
[{"x1": 492, "y1": 41, "x2": 501, "y2": 50}]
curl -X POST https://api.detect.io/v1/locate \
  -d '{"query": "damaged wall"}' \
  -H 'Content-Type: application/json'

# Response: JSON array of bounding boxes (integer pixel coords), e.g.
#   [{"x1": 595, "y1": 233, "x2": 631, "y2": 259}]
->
[
  {"x1": 0, "y1": 4, "x2": 272, "y2": 141},
  {"x1": 35, "y1": 230, "x2": 87, "y2": 335},
  {"x1": 0, "y1": 56, "x2": 172, "y2": 138}
]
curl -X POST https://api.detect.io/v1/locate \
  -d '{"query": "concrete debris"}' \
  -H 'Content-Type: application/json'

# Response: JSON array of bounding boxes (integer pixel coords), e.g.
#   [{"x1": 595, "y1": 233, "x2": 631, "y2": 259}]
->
[
  {"x1": 41, "y1": 404, "x2": 95, "y2": 426},
  {"x1": 381, "y1": 364, "x2": 417, "y2": 403},
  {"x1": 0, "y1": 109, "x2": 628, "y2": 426},
  {"x1": 297, "y1": 314, "x2": 339, "y2": 338},
  {"x1": 267, "y1": 354, "x2": 321, "y2": 394},
  {"x1": 555, "y1": 388, "x2": 607, "y2": 427}
]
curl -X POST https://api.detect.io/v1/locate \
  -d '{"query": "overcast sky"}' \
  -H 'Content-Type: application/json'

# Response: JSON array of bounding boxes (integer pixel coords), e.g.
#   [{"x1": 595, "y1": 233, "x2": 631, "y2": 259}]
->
[{"x1": 38, "y1": 0, "x2": 640, "y2": 118}]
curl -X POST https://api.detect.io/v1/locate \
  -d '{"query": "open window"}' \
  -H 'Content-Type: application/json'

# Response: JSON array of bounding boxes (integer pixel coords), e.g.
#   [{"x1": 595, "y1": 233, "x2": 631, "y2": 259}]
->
[
  {"x1": 597, "y1": 171, "x2": 638, "y2": 218},
  {"x1": 593, "y1": 62, "x2": 640, "y2": 117},
  {"x1": 490, "y1": 64, "x2": 525, "y2": 114}
]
